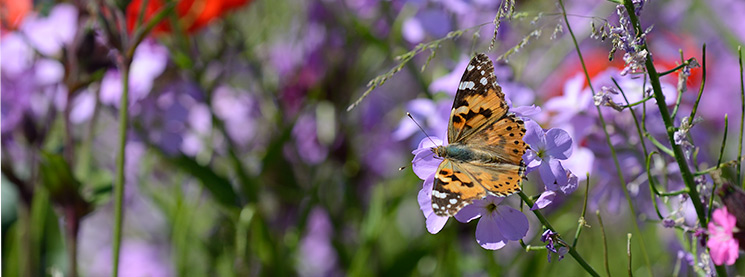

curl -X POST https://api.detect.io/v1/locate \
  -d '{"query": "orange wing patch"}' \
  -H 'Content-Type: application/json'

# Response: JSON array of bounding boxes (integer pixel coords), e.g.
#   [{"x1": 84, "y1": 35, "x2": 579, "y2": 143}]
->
[
  {"x1": 432, "y1": 160, "x2": 487, "y2": 216},
  {"x1": 464, "y1": 162, "x2": 523, "y2": 196},
  {"x1": 463, "y1": 114, "x2": 527, "y2": 166}
]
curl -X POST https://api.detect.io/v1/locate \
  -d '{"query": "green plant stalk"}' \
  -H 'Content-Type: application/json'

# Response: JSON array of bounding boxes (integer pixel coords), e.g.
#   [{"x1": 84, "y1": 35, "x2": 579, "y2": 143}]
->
[
  {"x1": 111, "y1": 59, "x2": 129, "y2": 277},
  {"x1": 518, "y1": 192, "x2": 600, "y2": 277},
  {"x1": 596, "y1": 211, "x2": 611, "y2": 277},
  {"x1": 620, "y1": 1, "x2": 727, "y2": 276},
  {"x1": 621, "y1": 0, "x2": 707, "y2": 225},
  {"x1": 572, "y1": 174, "x2": 590, "y2": 248},
  {"x1": 739, "y1": 46, "x2": 745, "y2": 188},
  {"x1": 559, "y1": 0, "x2": 653, "y2": 273}
]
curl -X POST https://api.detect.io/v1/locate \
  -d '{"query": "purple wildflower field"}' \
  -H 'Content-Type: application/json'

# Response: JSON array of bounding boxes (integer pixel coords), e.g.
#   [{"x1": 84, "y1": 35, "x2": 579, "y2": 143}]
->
[{"x1": 2, "y1": 0, "x2": 745, "y2": 275}]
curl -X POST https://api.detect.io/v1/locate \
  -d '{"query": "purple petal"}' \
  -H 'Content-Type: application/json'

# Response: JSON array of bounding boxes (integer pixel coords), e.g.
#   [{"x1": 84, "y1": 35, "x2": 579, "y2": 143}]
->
[
  {"x1": 454, "y1": 202, "x2": 483, "y2": 223},
  {"x1": 21, "y1": 4, "x2": 78, "y2": 56},
  {"x1": 412, "y1": 138, "x2": 442, "y2": 180},
  {"x1": 493, "y1": 205, "x2": 529, "y2": 240},
  {"x1": 545, "y1": 128, "x2": 573, "y2": 159},
  {"x1": 0, "y1": 34, "x2": 34, "y2": 76},
  {"x1": 418, "y1": 175, "x2": 449, "y2": 234},
  {"x1": 402, "y1": 18, "x2": 425, "y2": 43},
  {"x1": 561, "y1": 171, "x2": 579, "y2": 195},
  {"x1": 540, "y1": 158, "x2": 568, "y2": 191},
  {"x1": 511, "y1": 105, "x2": 541, "y2": 118},
  {"x1": 523, "y1": 120, "x2": 545, "y2": 149},
  {"x1": 392, "y1": 118, "x2": 418, "y2": 140},
  {"x1": 34, "y1": 59, "x2": 64, "y2": 86},
  {"x1": 474, "y1": 213, "x2": 507, "y2": 250},
  {"x1": 429, "y1": 57, "x2": 470, "y2": 95},
  {"x1": 531, "y1": 190, "x2": 557, "y2": 210},
  {"x1": 523, "y1": 150, "x2": 542, "y2": 172}
]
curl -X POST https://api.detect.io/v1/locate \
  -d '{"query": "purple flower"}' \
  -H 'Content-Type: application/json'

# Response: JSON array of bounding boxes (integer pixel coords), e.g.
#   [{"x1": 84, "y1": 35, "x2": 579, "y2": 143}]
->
[
  {"x1": 413, "y1": 137, "x2": 449, "y2": 234},
  {"x1": 19, "y1": 3, "x2": 78, "y2": 56},
  {"x1": 289, "y1": 113, "x2": 329, "y2": 165},
  {"x1": 707, "y1": 207, "x2": 740, "y2": 265},
  {"x1": 298, "y1": 208, "x2": 339, "y2": 276},
  {"x1": 662, "y1": 218, "x2": 676, "y2": 228},
  {"x1": 392, "y1": 98, "x2": 450, "y2": 141},
  {"x1": 100, "y1": 39, "x2": 168, "y2": 108},
  {"x1": 522, "y1": 120, "x2": 573, "y2": 190},
  {"x1": 541, "y1": 229, "x2": 567, "y2": 262},
  {"x1": 594, "y1": 86, "x2": 623, "y2": 111},
  {"x1": 454, "y1": 195, "x2": 529, "y2": 250}
]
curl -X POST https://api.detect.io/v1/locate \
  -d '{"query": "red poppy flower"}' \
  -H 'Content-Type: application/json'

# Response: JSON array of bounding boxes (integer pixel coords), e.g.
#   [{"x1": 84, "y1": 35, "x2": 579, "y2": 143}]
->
[{"x1": 126, "y1": 0, "x2": 251, "y2": 34}]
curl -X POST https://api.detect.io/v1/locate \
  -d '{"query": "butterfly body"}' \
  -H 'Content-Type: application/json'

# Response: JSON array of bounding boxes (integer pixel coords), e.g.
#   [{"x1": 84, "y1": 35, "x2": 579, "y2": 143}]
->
[
  {"x1": 434, "y1": 144, "x2": 502, "y2": 164},
  {"x1": 430, "y1": 53, "x2": 528, "y2": 217}
]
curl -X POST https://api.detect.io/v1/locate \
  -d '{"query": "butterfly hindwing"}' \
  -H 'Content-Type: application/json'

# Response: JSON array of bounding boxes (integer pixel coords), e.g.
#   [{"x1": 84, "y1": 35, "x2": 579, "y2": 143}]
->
[
  {"x1": 448, "y1": 53, "x2": 509, "y2": 144},
  {"x1": 463, "y1": 161, "x2": 524, "y2": 197},
  {"x1": 432, "y1": 159, "x2": 486, "y2": 217}
]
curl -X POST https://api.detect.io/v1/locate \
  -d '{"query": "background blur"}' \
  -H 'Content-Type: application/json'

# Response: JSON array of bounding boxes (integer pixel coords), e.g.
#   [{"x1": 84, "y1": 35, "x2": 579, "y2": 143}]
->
[{"x1": 2, "y1": 0, "x2": 745, "y2": 276}]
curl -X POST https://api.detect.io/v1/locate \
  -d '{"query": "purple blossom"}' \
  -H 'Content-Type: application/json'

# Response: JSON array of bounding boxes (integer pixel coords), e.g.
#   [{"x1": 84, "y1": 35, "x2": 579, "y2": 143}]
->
[
  {"x1": 413, "y1": 137, "x2": 449, "y2": 234},
  {"x1": 594, "y1": 86, "x2": 623, "y2": 111},
  {"x1": 100, "y1": 39, "x2": 168, "y2": 108},
  {"x1": 298, "y1": 208, "x2": 339, "y2": 276},
  {"x1": 290, "y1": 113, "x2": 329, "y2": 165},
  {"x1": 392, "y1": 98, "x2": 450, "y2": 141},
  {"x1": 19, "y1": 3, "x2": 78, "y2": 56},
  {"x1": 454, "y1": 195, "x2": 529, "y2": 250},
  {"x1": 707, "y1": 207, "x2": 740, "y2": 265},
  {"x1": 541, "y1": 229, "x2": 567, "y2": 262},
  {"x1": 522, "y1": 120, "x2": 573, "y2": 190}
]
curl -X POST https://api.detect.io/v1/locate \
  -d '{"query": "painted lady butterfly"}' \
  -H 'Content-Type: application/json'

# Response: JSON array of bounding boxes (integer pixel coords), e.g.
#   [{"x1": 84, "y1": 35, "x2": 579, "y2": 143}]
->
[{"x1": 431, "y1": 53, "x2": 528, "y2": 217}]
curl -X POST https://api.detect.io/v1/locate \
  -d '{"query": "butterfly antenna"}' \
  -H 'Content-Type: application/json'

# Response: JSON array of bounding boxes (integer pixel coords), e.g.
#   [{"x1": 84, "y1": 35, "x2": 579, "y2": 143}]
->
[
  {"x1": 407, "y1": 112, "x2": 439, "y2": 147},
  {"x1": 398, "y1": 113, "x2": 442, "y2": 171}
]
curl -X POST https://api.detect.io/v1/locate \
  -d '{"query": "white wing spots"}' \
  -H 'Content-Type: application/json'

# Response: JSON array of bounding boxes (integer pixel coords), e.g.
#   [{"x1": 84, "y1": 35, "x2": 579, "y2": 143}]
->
[
  {"x1": 458, "y1": 81, "x2": 475, "y2": 90},
  {"x1": 446, "y1": 204, "x2": 452, "y2": 209},
  {"x1": 432, "y1": 203, "x2": 439, "y2": 210},
  {"x1": 449, "y1": 198, "x2": 457, "y2": 204},
  {"x1": 481, "y1": 70, "x2": 485, "y2": 75},
  {"x1": 467, "y1": 64, "x2": 475, "y2": 71},
  {"x1": 480, "y1": 77, "x2": 488, "y2": 85},
  {"x1": 432, "y1": 190, "x2": 448, "y2": 199},
  {"x1": 477, "y1": 65, "x2": 482, "y2": 70}
]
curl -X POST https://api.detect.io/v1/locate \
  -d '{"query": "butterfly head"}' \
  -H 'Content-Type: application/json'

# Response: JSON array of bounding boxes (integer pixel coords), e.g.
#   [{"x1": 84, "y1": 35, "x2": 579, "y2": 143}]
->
[{"x1": 432, "y1": 145, "x2": 448, "y2": 159}]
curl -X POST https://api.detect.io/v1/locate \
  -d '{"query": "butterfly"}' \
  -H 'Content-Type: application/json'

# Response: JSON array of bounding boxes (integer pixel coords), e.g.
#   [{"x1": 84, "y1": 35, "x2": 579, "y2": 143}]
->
[{"x1": 430, "y1": 53, "x2": 528, "y2": 217}]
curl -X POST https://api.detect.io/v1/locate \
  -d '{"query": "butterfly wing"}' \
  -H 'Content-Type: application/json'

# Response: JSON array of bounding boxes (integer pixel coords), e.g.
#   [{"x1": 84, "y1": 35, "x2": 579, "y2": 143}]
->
[
  {"x1": 433, "y1": 159, "x2": 524, "y2": 216},
  {"x1": 432, "y1": 159, "x2": 487, "y2": 217},
  {"x1": 448, "y1": 53, "x2": 509, "y2": 144},
  {"x1": 462, "y1": 113, "x2": 528, "y2": 167}
]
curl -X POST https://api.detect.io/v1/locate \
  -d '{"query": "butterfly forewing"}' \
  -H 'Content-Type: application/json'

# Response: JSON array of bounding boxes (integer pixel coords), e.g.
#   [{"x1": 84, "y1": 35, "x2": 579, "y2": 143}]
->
[
  {"x1": 463, "y1": 114, "x2": 528, "y2": 166},
  {"x1": 448, "y1": 53, "x2": 509, "y2": 144}
]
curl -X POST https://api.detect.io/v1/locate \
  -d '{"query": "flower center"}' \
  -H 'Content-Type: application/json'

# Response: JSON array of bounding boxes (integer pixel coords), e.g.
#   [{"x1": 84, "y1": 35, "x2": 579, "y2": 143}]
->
[
  {"x1": 485, "y1": 203, "x2": 498, "y2": 213},
  {"x1": 536, "y1": 148, "x2": 547, "y2": 159}
]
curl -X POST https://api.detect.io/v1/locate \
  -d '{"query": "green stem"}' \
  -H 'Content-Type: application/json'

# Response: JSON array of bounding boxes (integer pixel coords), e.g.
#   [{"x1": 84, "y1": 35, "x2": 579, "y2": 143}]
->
[
  {"x1": 739, "y1": 46, "x2": 745, "y2": 188},
  {"x1": 596, "y1": 211, "x2": 611, "y2": 277},
  {"x1": 623, "y1": 95, "x2": 654, "y2": 109},
  {"x1": 518, "y1": 192, "x2": 600, "y2": 277},
  {"x1": 622, "y1": 0, "x2": 707, "y2": 225},
  {"x1": 572, "y1": 174, "x2": 590, "y2": 248},
  {"x1": 560, "y1": 0, "x2": 653, "y2": 273},
  {"x1": 620, "y1": 2, "x2": 727, "y2": 276},
  {"x1": 112, "y1": 58, "x2": 130, "y2": 277}
]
